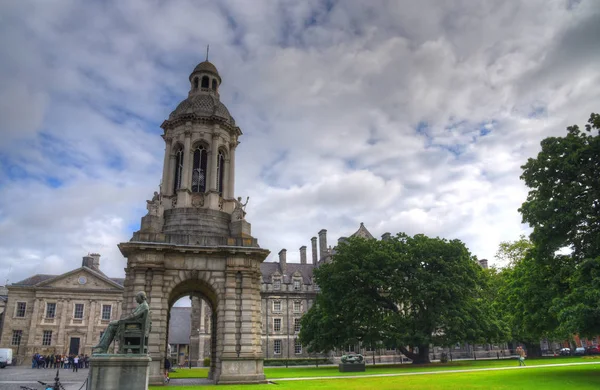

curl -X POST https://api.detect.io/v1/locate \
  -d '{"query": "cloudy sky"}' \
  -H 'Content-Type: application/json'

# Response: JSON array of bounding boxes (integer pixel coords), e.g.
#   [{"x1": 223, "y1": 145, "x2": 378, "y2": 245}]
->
[{"x1": 0, "y1": 0, "x2": 599, "y2": 287}]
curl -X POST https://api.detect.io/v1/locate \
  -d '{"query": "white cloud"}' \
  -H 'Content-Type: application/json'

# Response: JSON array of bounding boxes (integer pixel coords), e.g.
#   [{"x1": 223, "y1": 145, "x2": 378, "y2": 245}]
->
[{"x1": 0, "y1": 0, "x2": 598, "y2": 287}]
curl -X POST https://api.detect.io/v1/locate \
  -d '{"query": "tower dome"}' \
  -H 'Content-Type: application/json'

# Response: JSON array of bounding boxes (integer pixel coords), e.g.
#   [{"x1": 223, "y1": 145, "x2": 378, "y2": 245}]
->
[
  {"x1": 165, "y1": 61, "x2": 234, "y2": 126},
  {"x1": 191, "y1": 60, "x2": 221, "y2": 82}
]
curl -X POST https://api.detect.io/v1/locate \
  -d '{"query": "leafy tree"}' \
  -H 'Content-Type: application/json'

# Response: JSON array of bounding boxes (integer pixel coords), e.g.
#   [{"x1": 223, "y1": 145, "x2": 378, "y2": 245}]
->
[
  {"x1": 299, "y1": 234, "x2": 507, "y2": 364},
  {"x1": 518, "y1": 112, "x2": 600, "y2": 337},
  {"x1": 519, "y1": 112, "x2": 600, "y2": 262},
  {"x1": 495, "y1": 242, "x2": 570, "y2": 356}
]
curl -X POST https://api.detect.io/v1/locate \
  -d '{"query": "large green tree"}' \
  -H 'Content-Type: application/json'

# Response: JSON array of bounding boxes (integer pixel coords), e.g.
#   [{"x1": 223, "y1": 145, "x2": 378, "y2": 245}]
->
[
  {"x1": 519, "y1": 112, "x2": 600, "y2": 262},
  {"x1": 299, "y1": 234, "x2": 507, "y2": 364},
  {"x1": 518, "y1": 112, "x2": 600, "y2": 337},
  {"x1": 494, "y1": 238, "x2": 570, "y2": 356}
]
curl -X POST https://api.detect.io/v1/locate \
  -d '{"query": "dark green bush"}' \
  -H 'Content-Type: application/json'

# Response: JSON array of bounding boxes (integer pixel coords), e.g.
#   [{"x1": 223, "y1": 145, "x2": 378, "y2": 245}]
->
[{"x1": 203, "y1": 357, "x2": 210, "y2": 367}]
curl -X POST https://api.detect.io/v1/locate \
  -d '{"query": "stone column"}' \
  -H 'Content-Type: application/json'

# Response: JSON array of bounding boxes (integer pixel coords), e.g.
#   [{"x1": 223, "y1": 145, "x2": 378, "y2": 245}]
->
[
  {"x1": 209, "y1": 132, "x2": 220, "y2": 191},
  {"x1": 223, "y1": 158, "x2": 230, "y2": 198},
  {"x1": 86, "y1": 300, "x2": 97, "y2": 353},
  {"x1": 161, "y1": 137, "x2": 173, "y2": 196},
  {"x1": 311, "y1": 237, "x2": 318, "y2": 265},
  {"x1": 147, "y1": 268, "x2": 166, "y2": 385},
  {"x1": 228, "y1": 141, "x2": 237, "y2": 198},
  {"x1": 180, "y1": 130, "x2": 192, "y2": 190},
  {"x1": 57, "y1": 299, "x2": 69, "y2": 350},
  {"x1": 167, "y1": 154, "x2": 176, "y2": 196},
  {"x1": 27, "y1": 298, "x2": 40, "y2": 346}
]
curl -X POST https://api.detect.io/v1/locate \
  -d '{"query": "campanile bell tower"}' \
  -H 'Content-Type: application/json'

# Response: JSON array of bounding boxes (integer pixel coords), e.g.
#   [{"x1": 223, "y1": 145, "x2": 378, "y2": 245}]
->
[{"x1": 119, "y1": 60, "x2": 269, "y2": 385}]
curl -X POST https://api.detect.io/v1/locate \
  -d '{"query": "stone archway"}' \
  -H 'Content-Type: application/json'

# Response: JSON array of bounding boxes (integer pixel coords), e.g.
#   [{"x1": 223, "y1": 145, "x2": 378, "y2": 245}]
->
[{"x1": 119, "y1": 244, "x2": 269, "y2": 385}]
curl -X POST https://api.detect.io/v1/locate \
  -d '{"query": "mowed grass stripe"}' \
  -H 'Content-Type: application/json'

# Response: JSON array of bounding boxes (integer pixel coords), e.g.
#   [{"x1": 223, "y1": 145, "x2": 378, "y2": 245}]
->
[
  {"x1": 169, "y1": 356, "x2": 597, "y2": 379},
  {"x1": 152, "y1": 364, "x2": 600, "y2": 389}
]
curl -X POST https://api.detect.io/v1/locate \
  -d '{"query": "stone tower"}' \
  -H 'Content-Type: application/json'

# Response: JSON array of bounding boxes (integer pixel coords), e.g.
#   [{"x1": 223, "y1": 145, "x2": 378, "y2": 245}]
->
[{"x1": 118, "y1": 60, "x2": 270, "y2": 385}]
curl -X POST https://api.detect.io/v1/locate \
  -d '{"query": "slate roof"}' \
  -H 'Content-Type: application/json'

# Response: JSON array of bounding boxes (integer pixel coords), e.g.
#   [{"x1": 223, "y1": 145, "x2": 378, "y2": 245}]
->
[
  {"x1": 260, "y1": 262, "x2": 315, "y2": 284},
  {"x1": 13, "y1": 274, "x2": 56, "y2": 286},
  {"x1": 12, "y1": 272, "x2": 125, "y2": 287},
  {"x1": 169, "y1": 307, "x2": 191, "y2": 345}
]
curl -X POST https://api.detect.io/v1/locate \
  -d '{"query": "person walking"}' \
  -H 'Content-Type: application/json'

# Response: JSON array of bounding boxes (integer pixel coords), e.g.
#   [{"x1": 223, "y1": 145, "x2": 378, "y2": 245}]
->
[
  {"x1": 517, "y1": 346, "x2": 527, "y2": 366},
  {"x1": 164, "y1": 356, "x2": 171, "y2": 383},
  {"x1": 73, "y1": 355, "x2": 79, "y2": 372}
]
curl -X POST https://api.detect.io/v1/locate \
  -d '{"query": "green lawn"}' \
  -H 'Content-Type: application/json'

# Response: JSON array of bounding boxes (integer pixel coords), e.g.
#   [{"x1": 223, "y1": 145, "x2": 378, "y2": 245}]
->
[
  {"x1": 152, "y1": 363, "x2": 600, "y2": 389},
  {"x1": 169, "y1": 356, "x2": 591, "y2": 379}
]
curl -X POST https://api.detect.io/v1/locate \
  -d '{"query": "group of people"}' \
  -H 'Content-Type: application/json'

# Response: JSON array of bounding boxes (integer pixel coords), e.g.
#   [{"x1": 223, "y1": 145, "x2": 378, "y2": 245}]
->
[{"x1": 31, "y1": 353, "x2": 89, "y2": 371}]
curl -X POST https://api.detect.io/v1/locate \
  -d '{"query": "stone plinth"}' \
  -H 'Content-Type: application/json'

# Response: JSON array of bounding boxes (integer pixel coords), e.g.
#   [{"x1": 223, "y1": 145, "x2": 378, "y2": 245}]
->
[
  {"x1": 218, "y1": 358, "x2": 267, "y2": 384},
  {"x1": 87, "y1": 354, "x2": 151, "y2": 390},
  {"x1": 339, "y1": 362, "x2": 365, "y2": 372}
]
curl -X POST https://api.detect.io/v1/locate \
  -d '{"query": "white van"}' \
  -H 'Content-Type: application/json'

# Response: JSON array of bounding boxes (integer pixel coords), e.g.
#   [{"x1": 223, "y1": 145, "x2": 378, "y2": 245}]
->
[{"x1": 0, "y1": 348, "x2": 13, "y2": 368}]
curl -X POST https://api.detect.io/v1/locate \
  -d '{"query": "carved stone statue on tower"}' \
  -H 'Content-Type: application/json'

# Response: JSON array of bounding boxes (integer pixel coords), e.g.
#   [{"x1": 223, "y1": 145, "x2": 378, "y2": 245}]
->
[{"x1": 232, "y1": 196, "x2": 249, "y2": 221}]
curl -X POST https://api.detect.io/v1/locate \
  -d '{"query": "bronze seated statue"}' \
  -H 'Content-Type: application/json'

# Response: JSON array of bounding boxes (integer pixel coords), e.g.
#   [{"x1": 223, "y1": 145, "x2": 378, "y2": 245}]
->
[{"x1": 92, "y1": 291, "x2": 151, "y2": 354}]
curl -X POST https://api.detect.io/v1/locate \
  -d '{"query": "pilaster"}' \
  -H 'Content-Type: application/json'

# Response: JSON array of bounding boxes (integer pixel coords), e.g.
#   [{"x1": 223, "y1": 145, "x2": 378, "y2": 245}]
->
[
  {"x1": 161, "y1": 137, "x2": 173, "y2": 196},
  {"x1": 209, "y1": 131, "x2": 220, "y2": 191}
]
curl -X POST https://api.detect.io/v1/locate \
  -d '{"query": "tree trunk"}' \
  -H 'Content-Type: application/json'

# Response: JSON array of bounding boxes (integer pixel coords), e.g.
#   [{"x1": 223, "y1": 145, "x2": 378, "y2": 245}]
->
[
  {"x1": 524, "y1": 342, "x2": 542, "y2": 358},
  {"x1": 399, "y1": 345, "x2": 430, "y2": 364}
]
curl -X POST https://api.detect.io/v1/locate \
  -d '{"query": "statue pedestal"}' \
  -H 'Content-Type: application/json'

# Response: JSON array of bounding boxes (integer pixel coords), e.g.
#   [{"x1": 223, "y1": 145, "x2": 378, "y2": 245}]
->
[
  {"x1": 339, "y1": 363, "x2": 365, "y2": 372},
  {"x1": 87, "y1": 355, "x2": 151, "y2": 390}
]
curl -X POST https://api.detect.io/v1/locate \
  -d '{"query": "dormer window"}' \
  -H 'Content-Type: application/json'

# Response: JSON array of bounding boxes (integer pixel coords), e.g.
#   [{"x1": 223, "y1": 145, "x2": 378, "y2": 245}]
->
[
  {"x1": 293, "y1": 279, "x2": 301, "y2": 291},
  {"x1": 212, "y1": 79, "x2": 217, "y2": 91},
  {"x1": 273, "y1": 279, "x2": 281, "y2": 290},
  {"x1": 201, "y1": 76, "x2": 209, "y2": 88}
]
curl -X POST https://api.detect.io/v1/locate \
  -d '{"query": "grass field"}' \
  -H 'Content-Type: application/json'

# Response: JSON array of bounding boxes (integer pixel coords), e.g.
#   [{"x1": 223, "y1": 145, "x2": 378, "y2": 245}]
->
[
  {"x1": 151, "y1": 363, "x2": 600, "y2": 389},
  {"x1": 168, "y1": 356, "x2": 592, "y2": 379},
  {"x1": 150, "y1": 357, "x2": 600, "y2": 389}
]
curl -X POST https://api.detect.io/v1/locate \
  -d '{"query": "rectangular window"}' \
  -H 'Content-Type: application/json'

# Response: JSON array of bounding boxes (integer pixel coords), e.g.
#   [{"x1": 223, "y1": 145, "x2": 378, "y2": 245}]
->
[
  {"x1": 101, "y1": 305, "x2": 112, "y2": 321},
  {"x1": 293, "y1": 280, "x2": 301, "y2": 291},
  {"x1": 455, "y1": 343, "x2": 461, "y2": 349},
  {"x1": 12, "y1": 330, "x2": 22, "y2": 346},
  {"x1": 293, "y1": 301, "x2": 301, "y2": 313},
  {"x1": 274, "y1": 340, "x2": 282, "y2": 355},
  {"x1": 42, "y1": 330, "x2": 52, "y2": 346},
  {"x1": 295, "y1": 340, "x2": 302, "y2": 354},
  {"x1": 273, "y1": 279, "x2": 281, "y2": 290},
  {"x1": 272, "y1": 300, "x2": 281, "y2": 312},
  {"x1": 348, "y1": 345, "x2": 355, "y2": 353},
  {"x1": 273, "y1": 318, "x2": 282, "y2": 332},
  {"x1": 45, "y1": 303, "x2": 56, "y2": 319},
  {"x1": 294, "y1": 318, "x2": 301, "y2": 332},
  {"x1": 74, "y1": 303, "x2": 84, "y2": 319},
  {"x1": 16, "y1": 302, "x2": 26, "y2": 317}
]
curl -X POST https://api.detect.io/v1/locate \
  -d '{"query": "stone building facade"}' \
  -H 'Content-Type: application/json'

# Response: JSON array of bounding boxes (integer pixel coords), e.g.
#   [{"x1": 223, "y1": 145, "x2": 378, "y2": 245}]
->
[{"x1": 0, "y1": 254, "x2": 124, "y2": 361}]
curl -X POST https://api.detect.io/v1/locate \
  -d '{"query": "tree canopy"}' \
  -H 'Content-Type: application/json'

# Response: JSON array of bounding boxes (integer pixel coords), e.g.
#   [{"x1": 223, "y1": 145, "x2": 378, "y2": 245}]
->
[
  {"x1": 299, "y1": 234, "x2": 507, "y2": 364},
  {"x1": 516, "y1": 112, "x2": 600, "y2": 339}
]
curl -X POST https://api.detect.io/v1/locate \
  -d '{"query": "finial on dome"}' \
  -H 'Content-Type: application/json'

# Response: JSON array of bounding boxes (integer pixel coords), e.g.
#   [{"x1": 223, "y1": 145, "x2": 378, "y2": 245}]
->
[{"x1": 206, "y1": 44, "x2": 209, "y2": 61}]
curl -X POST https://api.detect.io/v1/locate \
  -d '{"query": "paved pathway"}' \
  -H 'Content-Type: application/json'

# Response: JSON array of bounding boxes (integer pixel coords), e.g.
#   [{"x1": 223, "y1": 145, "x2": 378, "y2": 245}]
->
[{"x1": 0, "y1": 367, "x2": 88, "y2": 390}]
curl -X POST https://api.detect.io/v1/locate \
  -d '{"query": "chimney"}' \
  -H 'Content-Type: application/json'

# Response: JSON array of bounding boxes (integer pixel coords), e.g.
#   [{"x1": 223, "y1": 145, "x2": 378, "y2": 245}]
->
[
  {"x1": 311, "y1": 237, "x2": 318, "y2": 265},
  {"x1": 318, "y1": 229, "x2": 328, "y2": 261},
  {"x1": 278, "y1": 249, "x2": 287, "y2": 274},
  {"x1": 299, "y1": 246, "x2": 307, "y2": 265},
  {"x1": 82, "y1": 253, "x2": 101, "y2": 271},
  {"x1": 381, "y1": 232, "x2": 391, "y2": 241},
  {"x1": 478, "y1": 259, "x2": 489, "y2": 269}
]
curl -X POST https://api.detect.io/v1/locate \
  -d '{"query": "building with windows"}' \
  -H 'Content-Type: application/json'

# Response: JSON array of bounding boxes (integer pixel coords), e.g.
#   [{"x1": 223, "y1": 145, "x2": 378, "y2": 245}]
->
[{"x1": 0, "y1": 254, "x2": 124, "y2": 361}]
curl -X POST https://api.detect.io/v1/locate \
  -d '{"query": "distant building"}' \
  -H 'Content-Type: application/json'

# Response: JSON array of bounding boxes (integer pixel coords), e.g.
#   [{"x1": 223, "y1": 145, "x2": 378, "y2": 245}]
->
[
  {"x1": 0, "y1": 254, "x2": 124, "y2": 361},
  {"x1": 0, "y1": 285, "x2": 8, "y2": 342}
]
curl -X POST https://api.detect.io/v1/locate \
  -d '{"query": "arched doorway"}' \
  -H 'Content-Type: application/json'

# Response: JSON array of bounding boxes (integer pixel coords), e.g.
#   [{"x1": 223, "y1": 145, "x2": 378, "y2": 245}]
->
[{"x1": 167, "y1": 279, "x2": 218, "y2": 379}]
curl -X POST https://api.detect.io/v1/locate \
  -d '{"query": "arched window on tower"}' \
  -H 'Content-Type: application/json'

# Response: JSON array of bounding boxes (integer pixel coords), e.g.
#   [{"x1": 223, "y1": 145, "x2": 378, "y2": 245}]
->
[
  {"x1": 212, "y1": 79, "x2": 217, "y2": 91},
  {"x1": 217, "y1": 150, "x2": 225, "y2": 195},
  {"x1": 201, "y1": 76, "x2": 209, "y2": 88},
  {"x1": 194, "y1": 77, "x2": 199, "y2": 89},
  {"x1": 192, "y1": 145, "x2": 208, "y2": 193},
  {"x1": 173, "y1": 147, "x2": 184, "y2": 193}
]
